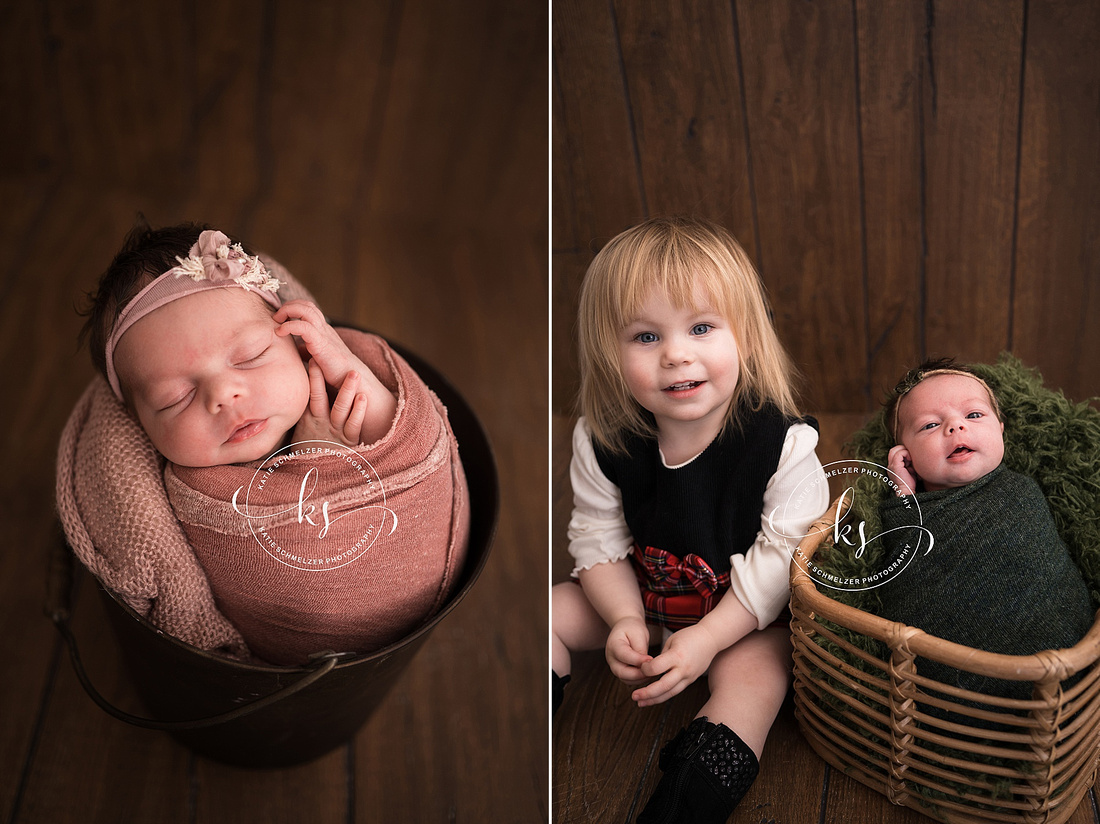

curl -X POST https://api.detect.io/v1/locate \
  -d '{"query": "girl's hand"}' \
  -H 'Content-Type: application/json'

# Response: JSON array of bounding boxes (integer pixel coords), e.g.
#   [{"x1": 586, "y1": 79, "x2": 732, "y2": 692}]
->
[
  {"x1": 605, "y1": 617, "x2": 652, "y2": 685},
  {"x1": 291, "y1": 360, "x2": 370, "y2": 446},
  {"x1": 274, "y1": 300, "x2": 397, "y2": 444},
  {"x1": 631, "y1": 624, "x2": 719, "y2": 707},
  {"x1": 888, "y1": 444, "x2": 919, "y2": 496}
]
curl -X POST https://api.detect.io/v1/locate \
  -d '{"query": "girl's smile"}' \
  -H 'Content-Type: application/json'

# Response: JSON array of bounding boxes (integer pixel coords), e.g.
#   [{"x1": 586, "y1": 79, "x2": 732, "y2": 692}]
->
[{"x1": 619, "y1": 286, "x2": 740, "y2": 460}]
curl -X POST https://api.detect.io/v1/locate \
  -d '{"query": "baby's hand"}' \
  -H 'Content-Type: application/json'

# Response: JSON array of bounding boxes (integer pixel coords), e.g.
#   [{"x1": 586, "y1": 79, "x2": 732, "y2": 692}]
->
[
  {"x1": 888, "y1": 444, "x2": 919, "y2": 496},
  {"x1": 292, "y1": 360, "x2": 371, "y2": 446},
  {"x1": 631, "y1": 624, "x2": 718, "y2": 707},
  {"x1": 274, "y1": 300, "x2": 397, "y2": 444},
  {"x1": 605, "y1": 617, "x2": 652, "y2": 686}
]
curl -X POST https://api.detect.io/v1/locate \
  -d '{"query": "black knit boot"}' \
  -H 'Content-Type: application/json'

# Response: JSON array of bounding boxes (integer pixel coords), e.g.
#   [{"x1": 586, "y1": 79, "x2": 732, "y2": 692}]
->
[
  {"x1": 636, "y1": 716, "x2": 759, "y2": 824},
  {"x1": 552, "y1": 672, "x2": 570, "y2": 716}
]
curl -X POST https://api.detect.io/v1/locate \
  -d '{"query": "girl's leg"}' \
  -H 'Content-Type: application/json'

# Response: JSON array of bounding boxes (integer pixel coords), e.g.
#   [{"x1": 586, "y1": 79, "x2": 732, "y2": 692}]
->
[
  {"x1": 552, "y1": 582, "x2": 613, "y2": 714},
  {"x1": 551, "y1": 581, "x2": 611, "y2": 676},
  {"x1": 636, "y1": 627, "x2": 790, "y2": 824},
  {"x1": 698, "y1": 624, "x2": 791, "y2": 758}
]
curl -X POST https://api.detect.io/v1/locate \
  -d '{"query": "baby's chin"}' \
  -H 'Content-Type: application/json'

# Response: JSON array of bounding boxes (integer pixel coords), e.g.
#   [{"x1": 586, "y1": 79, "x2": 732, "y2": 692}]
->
[
  {"x1": 165, "y1": 428, "x2": 293, "y2": 468},
  {"x1": 922, "y1": 461, "x2": 1002, "y2": 492}
]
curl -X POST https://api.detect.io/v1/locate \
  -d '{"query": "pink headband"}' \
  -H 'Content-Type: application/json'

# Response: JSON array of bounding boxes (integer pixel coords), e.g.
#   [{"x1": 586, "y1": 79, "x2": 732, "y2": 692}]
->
[{"x1": 104, "y1": 230, "x2": 283, "y2": 401}]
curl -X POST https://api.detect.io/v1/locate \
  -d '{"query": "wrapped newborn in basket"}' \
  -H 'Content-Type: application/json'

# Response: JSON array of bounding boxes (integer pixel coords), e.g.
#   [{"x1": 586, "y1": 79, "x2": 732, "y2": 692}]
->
[{"x1": 56, "y1": 224, "x2": 469, "y2": 665}]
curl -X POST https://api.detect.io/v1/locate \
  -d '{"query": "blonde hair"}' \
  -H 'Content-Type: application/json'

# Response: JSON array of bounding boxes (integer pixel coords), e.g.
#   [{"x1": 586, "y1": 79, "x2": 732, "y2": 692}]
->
[{"x1": 577, "y1": 216, "x2": 801, "y2": 452}]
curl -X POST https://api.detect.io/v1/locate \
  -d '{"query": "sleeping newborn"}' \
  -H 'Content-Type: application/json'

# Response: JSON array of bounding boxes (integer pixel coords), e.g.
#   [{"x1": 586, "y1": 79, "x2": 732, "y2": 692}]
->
[{"x1": 76, "y1": 223, "x2": 469, "y2": 663}]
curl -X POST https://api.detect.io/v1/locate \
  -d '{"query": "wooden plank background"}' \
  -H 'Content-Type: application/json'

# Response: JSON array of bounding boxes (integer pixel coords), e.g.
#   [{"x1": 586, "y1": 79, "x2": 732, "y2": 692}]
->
[
  {"x1": 553, "y1": 1, "x2": 1100, "y2": 822},
  {"x1": 0, "y1": 2, "x2": 547, "y2": 823},
  {"x1": 553, "y1": 0, "x2": 1100, "y2": 415}
]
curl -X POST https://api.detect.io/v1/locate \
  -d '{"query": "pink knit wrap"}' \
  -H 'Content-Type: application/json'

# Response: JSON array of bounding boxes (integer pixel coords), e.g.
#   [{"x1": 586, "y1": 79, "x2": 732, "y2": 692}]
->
[{"x1": 56, "y1": 261, "x2": 469, "y2": 664}]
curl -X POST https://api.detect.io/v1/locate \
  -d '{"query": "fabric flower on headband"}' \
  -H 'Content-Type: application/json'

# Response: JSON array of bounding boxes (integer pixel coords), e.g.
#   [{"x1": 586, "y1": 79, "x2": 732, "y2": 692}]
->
[
  {"x1": 103, "y1": 228, "x2": 284, "y2": 401},
  {"x1": 171, "y1": 230, "x2": 282, "y2": 294}
]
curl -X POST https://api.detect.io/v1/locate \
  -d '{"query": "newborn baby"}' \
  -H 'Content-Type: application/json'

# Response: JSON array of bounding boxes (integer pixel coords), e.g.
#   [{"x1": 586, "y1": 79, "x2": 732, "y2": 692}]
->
[
  {"x1": 876, "y1": 359, "x2": 1093, "y2": 702},
  {"x1": 78, "y1": 223, "x2": 469, "y2": 664}
]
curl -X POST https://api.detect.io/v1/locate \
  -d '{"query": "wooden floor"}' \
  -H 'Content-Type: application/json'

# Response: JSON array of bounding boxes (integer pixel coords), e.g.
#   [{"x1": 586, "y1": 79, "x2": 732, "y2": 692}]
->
[
  {"x1": 552, "y1": 412, "x2": 1100, "y2": 824},
  {"x1": 0, "y1": 3, "x2": 547, "y2": 822}
]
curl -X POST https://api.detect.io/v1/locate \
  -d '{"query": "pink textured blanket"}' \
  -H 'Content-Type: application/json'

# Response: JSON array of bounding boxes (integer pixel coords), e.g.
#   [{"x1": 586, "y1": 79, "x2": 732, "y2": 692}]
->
[
  {"x1": 56, "y1": 262, "x2": 469, "y2": 664},
  {"x1": 165, "y1": 331, "x2": 469, "y2": 664}
]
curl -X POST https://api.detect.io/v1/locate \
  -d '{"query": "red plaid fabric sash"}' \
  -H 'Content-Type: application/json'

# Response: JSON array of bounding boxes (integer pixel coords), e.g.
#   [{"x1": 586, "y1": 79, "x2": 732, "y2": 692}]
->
[{"x1": 629, "y1": 545, "x2": 730, "y2": 631}]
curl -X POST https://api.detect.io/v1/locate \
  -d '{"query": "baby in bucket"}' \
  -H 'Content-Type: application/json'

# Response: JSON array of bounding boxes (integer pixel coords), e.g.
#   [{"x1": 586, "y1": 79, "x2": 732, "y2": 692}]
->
[
  {"x1": 61, "y1": 223, "x2": 469, "y2": 665},
  {"x1": 875, "y1": 358, "x2": 1092, "y2": 701}
]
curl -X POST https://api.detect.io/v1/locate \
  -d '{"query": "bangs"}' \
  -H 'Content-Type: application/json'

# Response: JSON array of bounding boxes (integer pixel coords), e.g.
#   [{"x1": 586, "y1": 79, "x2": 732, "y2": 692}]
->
[{"x1": 613, "y1": 232, "x2": 736, "y2": 328}]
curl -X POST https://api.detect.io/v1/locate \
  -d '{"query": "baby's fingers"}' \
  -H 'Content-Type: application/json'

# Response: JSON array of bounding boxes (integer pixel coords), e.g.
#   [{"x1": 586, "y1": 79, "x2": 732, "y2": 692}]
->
[
  {"x1": 272, "y1": 299, "x2": 326, "y2": 327},
  {"x1": 307, "y1": 360, "x2": 329, "y2": 419},
  {"x1": 342, "y1": 391, "x2": 368, "y2": 446},
  {"x1": 330, "y1": 371, "x2": 361, "y2": 429}
]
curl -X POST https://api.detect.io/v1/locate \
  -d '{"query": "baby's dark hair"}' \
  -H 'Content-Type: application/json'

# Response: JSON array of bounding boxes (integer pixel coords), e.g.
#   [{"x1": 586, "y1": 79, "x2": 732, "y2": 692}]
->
[
  {"x1": 885, "y1": 356, "x2": 1002, "y2": 443},
  {"x1": 79, "y1": 219, "x2": 252, "y2": 381}
]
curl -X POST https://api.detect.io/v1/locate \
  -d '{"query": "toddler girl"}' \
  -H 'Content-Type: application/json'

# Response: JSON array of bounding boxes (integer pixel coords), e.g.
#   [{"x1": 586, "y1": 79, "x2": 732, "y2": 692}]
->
[
  {"x1": 72, "y1": 222, "x2": 468, "y2": 664},
  {"x1": 552, "y1": 216, "x2": 828, "y2": 822}
]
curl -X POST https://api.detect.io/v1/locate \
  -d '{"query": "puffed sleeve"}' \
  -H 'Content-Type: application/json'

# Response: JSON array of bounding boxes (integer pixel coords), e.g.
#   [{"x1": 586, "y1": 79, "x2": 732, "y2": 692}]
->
[
  {"x1": 566, "y1": 418, "x2": 635, "y2": 576},
  {"x1": 727, "y1": 422, "x2": 829, "y2": 628}
]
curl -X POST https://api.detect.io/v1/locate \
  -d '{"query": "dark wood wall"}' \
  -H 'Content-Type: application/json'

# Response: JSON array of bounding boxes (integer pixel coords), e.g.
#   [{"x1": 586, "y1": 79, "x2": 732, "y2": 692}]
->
[{"x1": 554, "y1": 0, "x2": 1100, "y2": 416}]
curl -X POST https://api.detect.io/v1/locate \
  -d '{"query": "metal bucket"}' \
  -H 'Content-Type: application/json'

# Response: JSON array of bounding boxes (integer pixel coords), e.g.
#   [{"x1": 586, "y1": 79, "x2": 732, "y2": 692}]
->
[{"x1": 49, "y1": 341, "x2": 497, "y2": 767}]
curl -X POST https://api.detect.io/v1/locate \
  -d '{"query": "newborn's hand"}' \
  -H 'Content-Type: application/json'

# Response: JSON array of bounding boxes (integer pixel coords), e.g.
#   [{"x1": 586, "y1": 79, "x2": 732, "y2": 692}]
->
[
  {"x1": 888, "y1": 445, "x2": 919, "y2": 496},
  {"x1": 274, "y1": 300, "x2": 397, "y2": 444},
  {"x1": 292, "y1": 360, "x2": 371, "y2": 446},
  {"x1": 273, "y1": 300, "x2": 362, "y2": 384}
]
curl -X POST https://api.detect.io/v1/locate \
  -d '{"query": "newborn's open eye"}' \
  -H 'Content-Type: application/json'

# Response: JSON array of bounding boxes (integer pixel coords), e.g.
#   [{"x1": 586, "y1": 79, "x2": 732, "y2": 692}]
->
[
  {"x1": 919, "y1": 421, "x2": 939, "y2": 431},
  {"x1": 966, "y1": 411, "x2": 984, "y2": 419}
]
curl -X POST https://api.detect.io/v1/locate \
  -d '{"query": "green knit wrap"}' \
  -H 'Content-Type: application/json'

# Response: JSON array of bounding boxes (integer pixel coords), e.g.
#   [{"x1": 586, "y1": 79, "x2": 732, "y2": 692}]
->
[{"x1": 877, "y1": 464, "x2": 1094, "y2": 699}]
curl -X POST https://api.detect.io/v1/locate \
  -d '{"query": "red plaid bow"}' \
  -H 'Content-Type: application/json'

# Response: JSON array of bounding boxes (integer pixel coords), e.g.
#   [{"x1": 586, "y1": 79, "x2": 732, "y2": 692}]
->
[{"x1": 639, "y1": 546, "x2": 721, "y2": 597}]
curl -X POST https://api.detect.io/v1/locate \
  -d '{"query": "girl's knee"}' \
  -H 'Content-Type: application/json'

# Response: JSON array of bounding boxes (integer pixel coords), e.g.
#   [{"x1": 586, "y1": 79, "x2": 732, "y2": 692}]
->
[{"x1": 551, "y1": 582, "x2": 609, "y2": 651}]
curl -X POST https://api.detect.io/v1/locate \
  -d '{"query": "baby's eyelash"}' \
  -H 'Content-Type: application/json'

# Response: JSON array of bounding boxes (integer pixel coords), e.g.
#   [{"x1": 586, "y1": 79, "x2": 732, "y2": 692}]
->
[
  {"x1": 159, "y1": 389, "x2": 193, "y2": 412},
  {"x1": 240, "y1": 345, "x2": 272, "y2": 365}
]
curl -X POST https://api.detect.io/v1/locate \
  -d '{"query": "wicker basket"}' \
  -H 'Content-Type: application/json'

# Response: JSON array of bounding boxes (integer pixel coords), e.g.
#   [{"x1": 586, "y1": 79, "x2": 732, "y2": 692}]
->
[{"x1": 790, "y1": 496, "x2": 1100, "y2": 824}]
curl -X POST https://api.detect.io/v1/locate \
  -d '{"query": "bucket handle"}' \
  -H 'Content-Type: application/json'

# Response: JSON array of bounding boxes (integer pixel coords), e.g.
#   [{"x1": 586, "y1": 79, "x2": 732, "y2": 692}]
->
[{"x1": 47, "y1": 537, "x2": 341, "y2": 731}]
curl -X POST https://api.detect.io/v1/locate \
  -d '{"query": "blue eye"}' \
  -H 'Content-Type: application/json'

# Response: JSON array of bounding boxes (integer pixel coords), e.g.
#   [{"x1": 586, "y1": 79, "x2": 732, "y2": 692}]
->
[
  {"x1": 635, "y1": 332, "x2": 658, "y2": 344},
  {"x1": 691, "y1": 323, "x2": 712, "y2": 336}
]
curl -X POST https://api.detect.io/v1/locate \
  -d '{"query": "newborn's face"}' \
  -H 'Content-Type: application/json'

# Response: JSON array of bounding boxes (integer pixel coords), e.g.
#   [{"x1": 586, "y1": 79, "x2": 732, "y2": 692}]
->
[
  {"x1": 114, "y1": 288, "x2": 310, "y2": 466},
  {"x1": 896, "y1": 373, "x2": 1004, "y2": 491}
]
